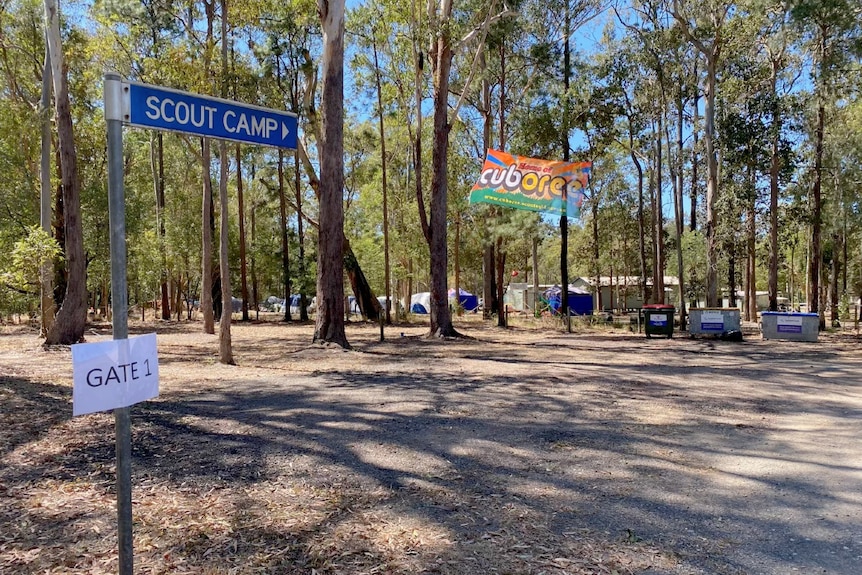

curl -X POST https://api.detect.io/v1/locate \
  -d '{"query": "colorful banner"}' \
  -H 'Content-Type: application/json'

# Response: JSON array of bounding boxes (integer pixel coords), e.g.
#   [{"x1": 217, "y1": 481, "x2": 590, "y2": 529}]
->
[{"x1": 469, "y1": 149, "x2": 591, "y2": 217}]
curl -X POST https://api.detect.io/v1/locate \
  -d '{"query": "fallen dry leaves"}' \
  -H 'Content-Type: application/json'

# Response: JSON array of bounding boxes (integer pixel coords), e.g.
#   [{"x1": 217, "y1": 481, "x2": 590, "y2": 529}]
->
[{"x1": 1, "y1": 317, "x2": 694, "y2": 574}]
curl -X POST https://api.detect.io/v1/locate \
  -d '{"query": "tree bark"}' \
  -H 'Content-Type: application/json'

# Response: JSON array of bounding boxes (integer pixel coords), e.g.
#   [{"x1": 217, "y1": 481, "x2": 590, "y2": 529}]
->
[
  {"x1": 560, "y1": 6, "x2": 571, "y2": 328},
  {"x1": 654, "y1": 116, "x2": 665, "y2": 304},
  {"x1": 44, "y1": 0, "x2": 86, "y2": 345},
  {"x1": 626, "y1": 108, "x2": 647, "y2": 305},
  {"x1": 690, "y1": 58, "x2": 699, "y2": 232},
  {"x1": 704, "y1": 56, "x2": 719, "y2": 307},
  {"x1": 218, "y1": 0, "x2": 233, "y2": 365},
  {"x1": 747, "y1": 191, "x2": 757, "y2": 321},
  {"x1": 40, "y1": 42, "x2": 54, "y2": 337},
  {"x1": 671, "y1": 0, "x2": 724, "y2": 307},
  {"x1": 668, "y1": 98, "x2": 686, "y2": 329},
  {"x1": 294, "y1": 149, "x2": 309, "y2": 321},
  {"x1": 153, "y1": 133, "x2": 170, "y2": 320},
  {"x1": 768, "y1": 61, "x2": 781, "y2": 312},
  {"x1": 373, "y1": 38, "x2": 392, "y2": 325},
  {"x1": 809, "y1": 97, "x2": 824, "y2": 328},
  {"x1": 278, "y1": 150, "x2": 292, "y2": 321},
  {"x1": 313, "y1": 0, "x2": 349, "y2": 347},
  {"x1": 200, "y1": 0, "x2": 216, "y2": 334},
  {"x1": 218, "y1": 137, "x2": 233, "y2": 364},
  {"x1": 426, "y1": 1, "x2": 457, "y2": 338},
  {"x1": 236, "y1": 145, "x2": 249, "y2": 321}
]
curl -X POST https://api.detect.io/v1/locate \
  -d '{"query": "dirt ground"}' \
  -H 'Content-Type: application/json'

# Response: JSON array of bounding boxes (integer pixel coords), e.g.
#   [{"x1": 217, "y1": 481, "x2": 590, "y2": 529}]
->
[{"x1": 1, "y1": 315, "x2": 862, "y2": 575}]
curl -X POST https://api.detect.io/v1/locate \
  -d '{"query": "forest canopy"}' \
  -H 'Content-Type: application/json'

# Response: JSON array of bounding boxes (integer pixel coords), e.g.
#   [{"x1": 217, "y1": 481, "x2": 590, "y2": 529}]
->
[{"x1": 1, "y1": 0, "x2": 861, "y2": 334}]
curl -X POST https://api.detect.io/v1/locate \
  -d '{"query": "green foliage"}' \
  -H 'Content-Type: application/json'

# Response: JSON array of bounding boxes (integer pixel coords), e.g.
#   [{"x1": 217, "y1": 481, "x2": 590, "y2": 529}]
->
[
  {"x1": 2, "y1": 226, "x2": 63, "y2": 293},
  {"x1": 2, "y1": 0, "x2": 862, "y2": 322}
]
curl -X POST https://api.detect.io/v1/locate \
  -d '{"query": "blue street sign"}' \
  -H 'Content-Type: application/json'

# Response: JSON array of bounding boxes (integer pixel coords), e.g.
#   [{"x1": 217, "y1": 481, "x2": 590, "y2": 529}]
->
[{"x1": 125, "y1": 82, "x2": 297, "y2": 149}]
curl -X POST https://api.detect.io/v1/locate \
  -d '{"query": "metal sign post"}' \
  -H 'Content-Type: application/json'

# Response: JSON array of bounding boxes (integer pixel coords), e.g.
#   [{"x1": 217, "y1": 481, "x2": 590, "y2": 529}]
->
[
  {"x1": 101, "y1": 73, "x2": 297, "y2": 574},
  {"x1": 104, "y1": 73, "x2": 133, "y2": 575}
]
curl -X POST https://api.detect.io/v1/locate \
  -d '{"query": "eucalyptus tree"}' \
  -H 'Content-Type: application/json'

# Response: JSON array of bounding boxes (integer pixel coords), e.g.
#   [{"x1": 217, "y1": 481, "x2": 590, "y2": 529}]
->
[
  {"x1": 670, "y1": 0, "x2": 733, "y2": 308},
  {"x1": 419, "y1": 0, "x2": 513, "y2": 336},
  {"x1": 43, "y1": 0, "x2": 87, "y2": 345},
  {"x1": 745, "y1": 0, "x2": 799, "y2": 312},
  {"x1": 720, "y1": 52, "x2": 773, "y2": 319},
  {"x1": 313, "y1": 0, "x2": 349, "y2": 346},
  {"x1": 615, "y1": 1, "x2": 675, "y2": 305},
  {"x1": 790, "y1": 0, "x2": 862, "y2": 326},
  {"x1": 602, "y1": 31, "x2": 652, "y2": 304}
]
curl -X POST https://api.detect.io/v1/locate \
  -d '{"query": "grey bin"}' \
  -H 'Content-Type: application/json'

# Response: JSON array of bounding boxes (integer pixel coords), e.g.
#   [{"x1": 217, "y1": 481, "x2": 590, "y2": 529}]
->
[
  {"x1": 761, "y1": 312, "x2": 819, "y2": 342},
  {"x1": 688, "y1": 308, "x2": 741, "y2": 335}
]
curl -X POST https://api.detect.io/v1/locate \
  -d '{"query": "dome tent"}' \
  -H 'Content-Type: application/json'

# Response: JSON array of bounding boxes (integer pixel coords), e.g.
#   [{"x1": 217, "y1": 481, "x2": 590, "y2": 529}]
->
[{"x1": 410, "y1": 292, "x2": 431, "y2": 314}]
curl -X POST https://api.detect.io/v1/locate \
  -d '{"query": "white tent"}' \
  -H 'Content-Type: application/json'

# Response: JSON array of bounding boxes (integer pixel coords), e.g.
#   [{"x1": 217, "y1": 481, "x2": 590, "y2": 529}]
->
[{"x1": 410, "y1": 292, "x2": 431, "y2": 314}]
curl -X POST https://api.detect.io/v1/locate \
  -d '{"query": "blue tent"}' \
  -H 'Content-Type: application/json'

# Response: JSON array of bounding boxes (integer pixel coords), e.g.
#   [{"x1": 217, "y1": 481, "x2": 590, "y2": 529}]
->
[
  {"x1": 543, "y1": 285, "x2": 593, "y2": 316},
  {"x1": 410, "y1": 292, "x2": 431, "y2": 314},
  {"x1": 448, "y1": 288, "x2": 479, "y2": 312}
]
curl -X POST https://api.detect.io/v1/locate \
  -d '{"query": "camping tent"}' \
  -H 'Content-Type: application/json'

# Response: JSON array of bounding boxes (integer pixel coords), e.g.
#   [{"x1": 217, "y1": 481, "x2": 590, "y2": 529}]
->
[
  {"x1": 543, "y1": 285, "x2": 593, "y2": 316},
  {"x1": 448, "y1": 288, "x2": 479, "y2": 312},
  {"x1": 410, "y1": 292, "x2": 431, "y2": 314}
]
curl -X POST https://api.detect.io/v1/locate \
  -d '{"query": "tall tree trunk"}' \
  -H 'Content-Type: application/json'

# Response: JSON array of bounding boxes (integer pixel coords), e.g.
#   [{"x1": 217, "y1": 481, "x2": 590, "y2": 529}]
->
[
  {"x1": 44, "y1": 0, "x2": 86, "y2": 345},
  {"x1": 479, "y1": 51, "x2": 496, "y2": 322},
  {"x1": 592, "y1": 194, "x2": 600, "y2": 311},
  {"x1": 532, "y1": 237, "x2": 539, "y2": 313},
  {"x1": 425, "y1": 1, "x2": 457, "y2": 338},
  {"x1": 831, "y1": 232, "x2": 840, "y2": 325},
  {"x1": 560, "y1": 6, "x2": 571, "y2": 328},
  {"x1": 454, "y1": 220, "x2": 461, "y2": 316},
  {"x1": 287, "y1": 76, "x2": 309, "y2": 322},
  {"x1": 153, "y1": 133, "x2": 170, "y2": 320},
  {"x1": 649, "y1": 161, "x2": 658, "y2": 304},
  {"x1": 809, "y1": 101, "x2": 824, "y2": 328},
  {"x1": 373, "y1": 39, "x2": 392, "y2": 325},
  {"x1": 278, "y1": 150, "x2": 292, "y2": 321},
  {"x1": 496, "y1": 41, "x2": 508, "y2": 328},
  {"x1": 313, "y1": 0, "x2": 349, "y2": 346},
  {"x1": 654, "y1": 117, "x2": 665, "y2": 304},
  {"x1": 495, "y1": 236, "x2": 506, "y2": 326},
  {"x1": 728, "y1": 247, "x2": 736, "y2": 308},
  {"x1": 704, "y1": 57, "x2": 720, "y2": 307},
  {"x1": 690, "y1": 58, "x2": 699, "y2": 232},
  {"x1": 746, "y1": 190, "x2": 757, "y2": 321},
  {"x1": 667, "y1": 99, "x2": 686, "y2": 329},
  {"x1": 201, "y1": 144, "x2": 215, "y2": 333},
  {"x1": 250, "y1": 171, "x2": 260, "y2": 321},
  {"x1": 218, "y1": 136, "x2": 233, "y2": 363},
  {"x1": 236, "y1": 145, "x2": 249, "y2": 321},
  {"x1": 200, "y1": 0, "x2": 215, "y2": 334},
  {"x1": 39, "y1": 42, "x2": 54, "y2": 336},
  {"x1": 294, "y1": 149, "x2": 308, "y2": 321},
  {"x1": 218, "y1": 0, "x2": 233, "y2": 364},
  {"x1": 625, "y1": 102, "x2": 648, "y2": 305},
  {"x1": 671, "y1": 1, "x2": 723, "y2": 307},
  {"x1": 768, "y1": 62, "x2": 780, "y2": 312},
  {"x1": 483, "y1": 246, "x2": 496, "y2": 319}
]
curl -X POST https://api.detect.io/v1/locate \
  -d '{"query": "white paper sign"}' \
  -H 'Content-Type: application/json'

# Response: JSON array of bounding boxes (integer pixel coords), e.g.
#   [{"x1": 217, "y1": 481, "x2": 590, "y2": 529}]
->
[{"x1": 72, "y1": 333, "x2": 159, "y2": 416}]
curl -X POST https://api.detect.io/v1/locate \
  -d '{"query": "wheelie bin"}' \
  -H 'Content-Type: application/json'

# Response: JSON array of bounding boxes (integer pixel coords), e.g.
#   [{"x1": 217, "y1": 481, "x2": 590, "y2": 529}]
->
[{"x1": 643, "y1": 304, "x2": 675, "y2": 338}]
